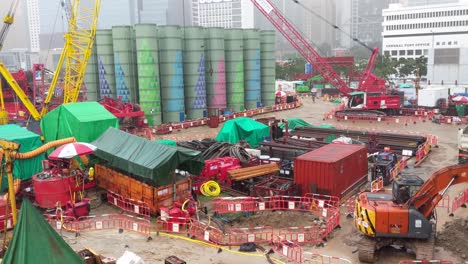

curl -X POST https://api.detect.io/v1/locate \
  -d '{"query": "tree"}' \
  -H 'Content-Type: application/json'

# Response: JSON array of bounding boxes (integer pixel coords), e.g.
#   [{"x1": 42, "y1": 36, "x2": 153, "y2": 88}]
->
[
  {"x1": 275, "y1": 55, "x2": 307, "y2": 80},
  {"x1": 396, "y1": 56, "x2": 427, "y2": 78}
]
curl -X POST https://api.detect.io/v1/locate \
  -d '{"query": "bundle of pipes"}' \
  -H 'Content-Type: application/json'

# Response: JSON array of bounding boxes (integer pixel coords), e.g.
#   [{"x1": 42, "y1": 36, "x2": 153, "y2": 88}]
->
[
  {"x1": 292, "y1": 127, "x2": 424, "y2": 153},
  {"x1": 228, "y1": 163, "x2": 279, "y2": 181},
  {"x1": 177, "y1": 139, "x2": 252, "y2": 163}
]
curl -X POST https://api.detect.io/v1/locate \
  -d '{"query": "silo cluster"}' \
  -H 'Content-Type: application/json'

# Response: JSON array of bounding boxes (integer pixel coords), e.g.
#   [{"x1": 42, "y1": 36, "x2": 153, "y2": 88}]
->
[{"x1": 86, "y1": 25, "x2": 276, "y2": 125}]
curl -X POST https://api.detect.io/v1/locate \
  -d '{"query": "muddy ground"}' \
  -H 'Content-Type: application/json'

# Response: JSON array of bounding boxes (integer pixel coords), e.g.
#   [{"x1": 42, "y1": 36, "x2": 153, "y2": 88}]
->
[{"x1": 65, "y1": 97, "x2": 468, "y2": 263}]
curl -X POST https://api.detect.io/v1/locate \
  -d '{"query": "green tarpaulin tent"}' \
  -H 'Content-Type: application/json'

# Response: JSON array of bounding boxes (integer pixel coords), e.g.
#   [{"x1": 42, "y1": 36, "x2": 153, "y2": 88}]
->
[
  {"x1": 279, "y1": 118, "x2": 313, "y2": 130},
  {"x1": 278, "y1": 118, "x2": 335, "y2": 131},
  {"x1": 216, "y1": 117, "x2": 270, "y2": 148},
  {"x1": 0, "y1": 125, "x2": 44, "y2": 191},
  {"x1": 2, "y1": 199, "x2": 83, "y2": 264},
  {"x1": 40, "y1": 102, "x2": 119, "y2": 144},
  {"x1": 92, "y1": 128, "x2": 204, "y2": 186}
]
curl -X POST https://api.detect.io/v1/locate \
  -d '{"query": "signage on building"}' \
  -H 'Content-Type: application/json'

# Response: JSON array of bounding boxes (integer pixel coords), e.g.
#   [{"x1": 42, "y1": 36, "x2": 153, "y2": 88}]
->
[{"x1": 385, "y1": 43, "x2": 430, "y2": 48}]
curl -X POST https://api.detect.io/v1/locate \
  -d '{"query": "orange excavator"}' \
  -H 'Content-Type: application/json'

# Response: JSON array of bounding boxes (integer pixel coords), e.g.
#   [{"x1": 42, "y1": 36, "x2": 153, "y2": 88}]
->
[{"x1": 355, "y1": 164, "x2": 468, "y2": 262}]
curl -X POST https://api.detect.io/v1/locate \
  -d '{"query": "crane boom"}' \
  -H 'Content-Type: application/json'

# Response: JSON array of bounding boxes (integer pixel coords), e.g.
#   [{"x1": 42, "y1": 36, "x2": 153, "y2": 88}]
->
[
  {"x1": 251, "y1": 0, "x2": 352, "y2": 96},
  {"x1": 0, "y1": 0, "x2": 19, "y2": 51},
  {"x1": 406, "y1": 163, "x2": 468, "y2": 218},
  {"x1": 41, "y1": 0, "x2": 101, "y2": 115}
]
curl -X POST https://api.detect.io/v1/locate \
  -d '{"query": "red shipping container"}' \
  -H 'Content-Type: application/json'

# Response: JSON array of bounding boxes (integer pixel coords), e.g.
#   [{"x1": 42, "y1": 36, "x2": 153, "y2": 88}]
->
[{"x1": 294, "y1": 144, "x2": 368, "y2": 198}]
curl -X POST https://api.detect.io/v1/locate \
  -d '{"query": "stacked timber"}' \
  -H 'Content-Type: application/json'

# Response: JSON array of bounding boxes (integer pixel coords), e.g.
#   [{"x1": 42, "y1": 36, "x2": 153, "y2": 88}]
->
[{"x1": 228, "y1": 163, "x2": 279, "y2": 181}]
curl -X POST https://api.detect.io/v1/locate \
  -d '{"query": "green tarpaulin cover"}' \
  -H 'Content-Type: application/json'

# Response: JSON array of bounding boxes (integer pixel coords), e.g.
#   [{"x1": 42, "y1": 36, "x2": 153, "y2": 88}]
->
[
  {"x1": 40, "y1": 102, "x2": 119, "y2": 144},
  {"x1": 92, "y1": 128, "x2": 204, "y2": 186},
  {"x1": 2, "y1": 199, "x2": 83, "y2": 264},
  {"x1": 155, "y1": 139, "x2": 177, "y2": 146},
  {"x1": 278, "y1": 118, "x2": 335, "y2": 131},
  {"x1": 310, "y1": 75, "x2": 323, "y2": 81},
  {"x1": 216, "y1": 117, "x2": 270, "y2": 148},
  {"x1": 0, "y1": 125, "x2": 44, "y2": 191}
]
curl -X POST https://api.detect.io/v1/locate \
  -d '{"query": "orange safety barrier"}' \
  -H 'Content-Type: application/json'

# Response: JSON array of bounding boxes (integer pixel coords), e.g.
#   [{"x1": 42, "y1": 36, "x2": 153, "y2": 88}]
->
[
  {"x1": 155, "y1": 216, "x2": 191, "y2": 235},
  {"x1": 304, "y1": 193, "x2": 340, "y2": 207},
  {"x1": 45, "y1": 214, "x2": 151, "y2": 236},
  {"x1": 436, "y1": 195, "x2": 451, "y2": 213},
  {"x1": 189, "y1": 219, "x2": 225, "y2": 245},
  {"x1": 270, "y1": 235, "x2": 303, "y2": 264},
  {"x1": 398, "y1": 260, "x2": 453, "y2": 264},
  {"x1": 370, "y1": 177, "x2": 384, "y2": 192},
  {"x1": 107, "y1": 191, "x2": 151, "y2": 218},
  {"x1": 449, "y1": 189, "x2": 468, "y2": 216},
  {"x1": 278, "y1": 226, "x2": 324, "y2": 244},
  {"x1": 227, "y1": 226, "x2": 273, "y2": 245},
  {"x1": 303, "y1": 252, "x2": 352, "y2": 264},
  {"x1": 343, "y1": 195, "x2": 357, "y2": 218}
]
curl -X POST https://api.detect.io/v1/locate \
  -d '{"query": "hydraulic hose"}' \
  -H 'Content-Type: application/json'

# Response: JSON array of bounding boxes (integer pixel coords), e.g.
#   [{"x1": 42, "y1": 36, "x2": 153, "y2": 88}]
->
[
  {"x1": 0, "y1": 137, "x2": 76, "y2": 162},
  {"x1": 200, "y1": 180, "x2": 221, "y2": 197}
]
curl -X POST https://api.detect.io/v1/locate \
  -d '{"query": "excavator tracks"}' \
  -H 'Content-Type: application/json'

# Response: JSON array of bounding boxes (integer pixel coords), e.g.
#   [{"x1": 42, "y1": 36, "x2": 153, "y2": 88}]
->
[{"x1": 358, "y1": 236, "x2": 377, "y2": 263}]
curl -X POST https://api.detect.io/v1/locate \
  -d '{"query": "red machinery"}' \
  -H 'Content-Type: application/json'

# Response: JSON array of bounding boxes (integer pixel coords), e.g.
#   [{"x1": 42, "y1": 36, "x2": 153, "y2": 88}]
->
[
  {"x1": 355, "y1": 164, "x2": 468, "y2": 262},
  {"x1": 32, "y1": 159, "x2": 94, "y2": 217},
  {"x1": 251, "y1": 0, "x2": 402, "y2": 116},
  {"x1": 99, "y1": 96, "x2": 153, "y2": 140}
]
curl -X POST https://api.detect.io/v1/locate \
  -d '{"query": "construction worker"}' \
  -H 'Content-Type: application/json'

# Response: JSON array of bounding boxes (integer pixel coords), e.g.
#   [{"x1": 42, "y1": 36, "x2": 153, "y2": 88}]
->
[{"x1": 311, "y1": 88, "x2": 317, "y2": 103}]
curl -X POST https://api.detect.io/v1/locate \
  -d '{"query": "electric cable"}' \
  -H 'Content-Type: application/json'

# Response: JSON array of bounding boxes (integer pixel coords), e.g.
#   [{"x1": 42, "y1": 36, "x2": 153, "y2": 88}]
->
[
  {"x1": 291, "y1": 0, "x2": 374, "y2": 52},
  {"x1": 200, "y1": 180, "x2": 221, "y2": 197}
]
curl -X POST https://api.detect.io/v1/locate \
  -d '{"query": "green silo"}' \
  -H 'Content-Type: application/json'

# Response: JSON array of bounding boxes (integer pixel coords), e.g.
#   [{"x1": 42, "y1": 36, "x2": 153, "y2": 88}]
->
[
  {"x1": 158, "y1": 26, "x2": 185, "y2": 123},
  {"x1": 243, "y1": 29, "x2": 262, "y2": 109},
  {"x1": 224, "y1": 29, "x2": 245, "y2": 112},
  {"x1": 183, "y1": 27, "x2": 207, "y2": 119},
  {"x1": 205, "y1": 28, "x2": 226, "y2": 109},
  {"x1": 112, "y1": 26, "x2": 138, "y2": 103},
  {"x1": 84, "y1": 43, "x2": 99, "y2": 101},
  {"x1": 135, "y1": 24, "x2": 162, "y2": 126},
  {"x1": 95, "y1": 29, "x2": 116, "y2": 99},
  {"x1": 260, "y1": 30, "x2": 276, "y2": 106}
]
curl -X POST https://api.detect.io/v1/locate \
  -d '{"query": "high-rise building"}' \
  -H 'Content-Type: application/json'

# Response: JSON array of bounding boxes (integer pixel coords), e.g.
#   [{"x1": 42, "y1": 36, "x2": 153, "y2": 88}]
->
[
  {"x1": 350, "y1": 0, "x2": 397, "y2": 47},
  {"x1": 139, "y1": 0, "x2": 169, "y2": 25},
  {"x1": 382, "y1": 0, "x2": 468, "y2": 84},
  {"x1": 167, "y1": 0, "x2": 193, "y2": 26},
  {"x1": 192, "y1": 0, "x2": 254, "y2": 28},
  {"x1": 303, "y1": 0, "x2": 336, "y2": 56},
  {"x1": 26, "y1": 0, "x2": 41, "y2": 52}
]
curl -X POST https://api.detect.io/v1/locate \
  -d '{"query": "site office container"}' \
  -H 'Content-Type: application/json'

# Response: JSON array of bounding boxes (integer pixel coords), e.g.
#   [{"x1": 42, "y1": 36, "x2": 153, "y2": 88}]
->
[
  {"x1": 294, "y1": 144, "x2": 368, "y2": 198},
  {"x1": 94, "y1": 164, "x2": 191, "y2": 214}
]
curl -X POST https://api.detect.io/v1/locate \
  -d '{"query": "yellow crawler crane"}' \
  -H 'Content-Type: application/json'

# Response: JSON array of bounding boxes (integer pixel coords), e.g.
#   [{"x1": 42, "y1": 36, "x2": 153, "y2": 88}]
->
[{"x1": 0, "y1": 0, "x2": 101, "y2": 125}]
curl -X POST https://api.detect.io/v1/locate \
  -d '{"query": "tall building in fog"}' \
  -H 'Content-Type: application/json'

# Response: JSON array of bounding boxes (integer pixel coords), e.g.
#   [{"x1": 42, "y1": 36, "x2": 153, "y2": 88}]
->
[
  {"x1": 192, "y1": 0, "x2": 254, "y2": 28},
  {"x1": 382, "y1": 0, "x2": 468, "y2": 84},
  {"x1": 303, "y1": 0, "x2": 336, "y2": 56},
  {"x1": 350, "y1": 0, "x2": 397, "y2": 47},
  {"x1": 167, "y1": 0, "x2": 193, "y2": 26}
]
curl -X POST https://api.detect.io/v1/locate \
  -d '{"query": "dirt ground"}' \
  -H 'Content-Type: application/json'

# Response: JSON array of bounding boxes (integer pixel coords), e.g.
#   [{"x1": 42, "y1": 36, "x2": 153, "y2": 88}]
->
[{"x1": 67, "y1": 97, "x2": 468, "y2": 264}]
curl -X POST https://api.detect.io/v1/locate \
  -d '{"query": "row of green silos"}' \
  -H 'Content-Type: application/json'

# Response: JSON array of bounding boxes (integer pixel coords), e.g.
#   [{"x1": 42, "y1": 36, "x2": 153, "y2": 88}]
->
[{"x1": 86, "y1": 25, "x2": 276, "y2": 126}]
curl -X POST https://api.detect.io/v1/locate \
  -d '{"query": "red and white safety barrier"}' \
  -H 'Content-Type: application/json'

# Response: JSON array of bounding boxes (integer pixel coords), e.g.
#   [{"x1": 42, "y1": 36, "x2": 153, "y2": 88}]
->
[
  {"x1": 45, "y1": 214, "x2": 151, "y2": 236},
  {"x1": 449, "y1": 189, "x2": 468, "y2": 216},
  {"x1": 270, "y1": 235, "x2": 303, "y2": 264},
  {"x1": 155, "y1": 216, "x2": 191, "y2": 235},
  {"x1": 107, "y1": 191, "x2": 151, "y2": 218},
  {"x1": 228, "y1": 226, "x2": 273, "y2": 245}
]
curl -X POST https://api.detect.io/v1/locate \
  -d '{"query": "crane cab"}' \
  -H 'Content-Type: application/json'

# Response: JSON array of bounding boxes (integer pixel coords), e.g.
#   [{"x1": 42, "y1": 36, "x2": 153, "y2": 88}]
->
[
  {"x1": 348, "y1": 91, "x2": 366, "y2": 109},
  {"x1": 392, "y1": 175, "x2": 424, "y2": 204}
]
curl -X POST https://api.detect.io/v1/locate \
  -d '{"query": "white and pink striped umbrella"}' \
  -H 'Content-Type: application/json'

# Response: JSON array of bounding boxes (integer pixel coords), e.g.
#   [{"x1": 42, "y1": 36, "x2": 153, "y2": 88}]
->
[{"x1": 49, "y1": 142, "x2": 97, "y2": 159}]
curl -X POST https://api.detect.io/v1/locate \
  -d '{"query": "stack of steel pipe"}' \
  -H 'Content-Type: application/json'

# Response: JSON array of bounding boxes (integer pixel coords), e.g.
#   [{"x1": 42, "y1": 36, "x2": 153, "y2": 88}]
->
[{"x1": 228, "y1": 163, "x2": 279, "y2": 181}]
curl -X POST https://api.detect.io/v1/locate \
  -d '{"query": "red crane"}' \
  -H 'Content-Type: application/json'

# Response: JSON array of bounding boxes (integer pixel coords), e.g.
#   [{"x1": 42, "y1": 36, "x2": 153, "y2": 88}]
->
[{"x1": 251, "y1": 0, "x2": 402, "y2": 115}]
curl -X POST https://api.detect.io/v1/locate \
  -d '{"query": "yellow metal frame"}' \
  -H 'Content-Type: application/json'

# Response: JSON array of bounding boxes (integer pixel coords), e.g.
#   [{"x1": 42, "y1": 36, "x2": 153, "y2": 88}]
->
[
  {"x1": 0, "y1": 139, "x2": 20, "y2": 226},
  {"x1": 41, "y1": 0, "x2": 101, "y2": 116},
  {"x1": 0, "y1": 63, "x2": 42, "y2": 120},
  {"x1": 0, "y1": 0, "x2": 101, "y2": 121}
]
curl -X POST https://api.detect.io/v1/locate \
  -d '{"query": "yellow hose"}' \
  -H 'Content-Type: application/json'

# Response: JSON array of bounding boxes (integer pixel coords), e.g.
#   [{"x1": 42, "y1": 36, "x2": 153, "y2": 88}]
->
[
  {"x1": 0, "y1": 137, "x2": 76, "y2": 162},
  {"x1": 200, "y1": 180, "x2": 221, "y2": 197}
]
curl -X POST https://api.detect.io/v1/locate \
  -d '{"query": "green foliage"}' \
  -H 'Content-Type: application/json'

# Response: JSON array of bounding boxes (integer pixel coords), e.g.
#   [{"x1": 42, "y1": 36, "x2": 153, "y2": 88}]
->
[{"x1": 275, "y1": 55, "x2": 307, "y2": 80}]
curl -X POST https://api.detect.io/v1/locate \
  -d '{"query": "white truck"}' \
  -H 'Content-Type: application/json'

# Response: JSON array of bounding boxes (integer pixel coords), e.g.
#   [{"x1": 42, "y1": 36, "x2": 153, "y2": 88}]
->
[
  {"x1": 417, "y1": 86, "x2": 450, "y2": 108},
  {"x1": 458, "y1": 126, "x2": 468, "y2": 164}
]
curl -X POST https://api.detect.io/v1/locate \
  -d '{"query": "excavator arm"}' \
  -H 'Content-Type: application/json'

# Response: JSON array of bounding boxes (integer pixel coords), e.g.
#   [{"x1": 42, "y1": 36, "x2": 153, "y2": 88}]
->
[{"x1": 406, "y1": 163, "x2": 468, "y2": 218}]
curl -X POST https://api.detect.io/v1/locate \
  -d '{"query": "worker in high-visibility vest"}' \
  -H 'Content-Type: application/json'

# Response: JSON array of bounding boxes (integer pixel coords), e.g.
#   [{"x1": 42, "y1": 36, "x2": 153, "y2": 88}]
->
[{"x1": 88, "y1": 167, "x2": 94, "y2": 181}]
